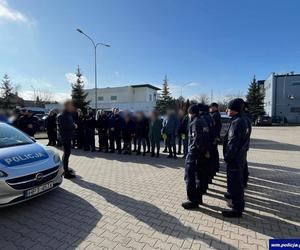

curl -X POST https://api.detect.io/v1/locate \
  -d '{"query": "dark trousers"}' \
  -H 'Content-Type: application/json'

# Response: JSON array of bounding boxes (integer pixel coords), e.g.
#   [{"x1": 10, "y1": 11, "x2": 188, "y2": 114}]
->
[
  {"x1": 166, "y1": 134, "x2": 176, "y2": 157},
  {"x1": 137, "y1": 137, "x2": 146, "y2": 153},
  {"x1": 243, "y1": 151, "x2": 249, "y2": 186},
  {"x1": 109, "y1": 132, "x2": 121, "y2": 152},
  {"x1": 226, "y1": 162, "x2": 245, "y2": 212},
  {"x1": 185, "y1": 155, "x2": 203, "y2": 204},
  {"x1": 211, "y1": 144, "x2": 220, "y2": 174},
  {"x1": 123, "y1": 137, "x2": 132, "y2": 153},
  {"x1": 84, "y1": 131, "x2": 95, "y2": 151},
  {"x1": 98, "y1": 130, "x2": 108, "y2": 151},
  {"x1": 150, "y1": 138, "x2": 160, "y2": 155},
  {"x1": 47, "y1": 131, "x2": 57, "y2": 146},
  {"x1": 62, "y1": 139, "x2": 71, "y2": 173},
  {"x1": 146, "y1": 136, "x2": 150, "y2": 152}
]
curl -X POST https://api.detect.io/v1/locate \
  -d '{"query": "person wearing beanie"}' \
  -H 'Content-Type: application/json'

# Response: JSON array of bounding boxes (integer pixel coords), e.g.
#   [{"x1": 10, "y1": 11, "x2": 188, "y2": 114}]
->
[
  {"x1": 209, "y1": 103, "x2": 222, "y2": 175},
  {"x1": 182, "y1": 104, "x2": 210, "y2": 209},
  {"x1": 222, "y1": 98, "x2": 250, "y2": 217}
]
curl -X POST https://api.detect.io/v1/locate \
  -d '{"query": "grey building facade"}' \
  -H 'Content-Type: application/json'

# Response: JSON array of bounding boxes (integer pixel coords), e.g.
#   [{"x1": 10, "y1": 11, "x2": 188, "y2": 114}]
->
[{"x1": 263, "y1": 72, "x2": 300, "y2": 123}]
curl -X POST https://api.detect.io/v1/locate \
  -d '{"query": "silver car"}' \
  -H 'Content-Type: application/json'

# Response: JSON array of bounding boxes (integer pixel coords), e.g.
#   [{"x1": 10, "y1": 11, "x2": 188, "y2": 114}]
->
[{"x1": 0, "y1": 122, "x2": 63, "y2": 207}]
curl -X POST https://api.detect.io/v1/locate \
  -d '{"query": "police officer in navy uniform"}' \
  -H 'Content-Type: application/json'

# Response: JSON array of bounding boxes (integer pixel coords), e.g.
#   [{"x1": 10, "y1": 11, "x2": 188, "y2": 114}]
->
[
  {"x1": 182, "y1": 104, "x2": 210, "y2": 209},
  {"x1": 209, "y1": 103, "x2": 222, "y2": 175},
  {"x1": 222, "y1": 98, "x2": 250, "y2": 217},
  {"x1": 198, "y1": 104, "x2": 214, "y2": 189},
  {"x1": 239, "y1": 101, "x2": 252, "y2": 188}
]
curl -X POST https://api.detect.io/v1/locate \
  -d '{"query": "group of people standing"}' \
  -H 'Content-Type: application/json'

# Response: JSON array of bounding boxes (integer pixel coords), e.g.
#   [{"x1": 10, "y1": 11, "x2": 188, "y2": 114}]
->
[
  {"x1": 14, "y1": 97, "x2": 251, "y2": 218},
  {"x1": 46, "y1": 105, "x2": 192, "y2": 159},
  {"x1": 183, "y1": 98, "x2": 251, "y2": 218}
]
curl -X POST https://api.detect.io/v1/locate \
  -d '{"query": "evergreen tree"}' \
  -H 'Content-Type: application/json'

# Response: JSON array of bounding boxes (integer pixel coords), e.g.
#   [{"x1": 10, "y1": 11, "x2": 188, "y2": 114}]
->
[
  {"x1": 155, "y1": 75, "x2": 174, "y2": 114},
  {"x1": 246, "y1": 75, "x2": 265, "y2": 122},
  {"x1": 0, "y1": 74, "x2": 15, "y2": 109},
  {"x1": 71, "y1": 66, "x2": 90, "y2": 112}
]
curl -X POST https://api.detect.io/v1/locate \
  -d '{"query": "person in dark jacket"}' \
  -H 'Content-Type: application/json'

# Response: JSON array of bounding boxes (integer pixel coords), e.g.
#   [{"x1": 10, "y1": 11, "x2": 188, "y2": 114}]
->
[
  {"x1": 209, "y1": 102, "x2": 222, "y2": 174},
  {"x1": 46, "y1": 110, "x2": 57, "y2": 146},
  {"x1": 148, "y1": 110, "x2": 162, "y2": 157},
  {"x1": 75, "y1": 109, "x2": 84, "y2": 149},
  {"x1": 83, "y1": 107, "x2": 96, "y2": 152},
  {"x1": 182, "y1": 104, "x2": 210, "y2": 209},
  {"x1": 240, "y1": 101, "x2": 252, "y2": 188},
  {"x1": 177, "y1": 109, "x2": 189, "y2": 158},
  {"x1": 222, "y1": 98, "x2": 250, "y2": 218},
  {"x1": 162, "y1": 109, "x2": 179, "y2": 159},
  {"x1": 135, "y1": 111, "x2": 148, "y2": 156},
  {"x1": 122, "y1": 112, "x2": 135, "y2": 155},
  {"x1": 109, "y1": 108, "x2": 123, "y2": 154},
  {"x1": 96, "y1": 110, "x2": 109, "y2": 152},
  {"x1": 57, "y1": 100, "x2": 76, "y2": 179},
  {"x1": 18, "y1": 110, "x2": 38, "y2": 137}
]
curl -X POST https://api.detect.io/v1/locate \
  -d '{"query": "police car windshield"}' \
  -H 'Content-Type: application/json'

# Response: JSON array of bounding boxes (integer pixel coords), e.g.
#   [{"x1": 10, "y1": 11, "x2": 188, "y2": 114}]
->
[{"x1": 0, "y1": 123, "x2": 34, "y2": 148}]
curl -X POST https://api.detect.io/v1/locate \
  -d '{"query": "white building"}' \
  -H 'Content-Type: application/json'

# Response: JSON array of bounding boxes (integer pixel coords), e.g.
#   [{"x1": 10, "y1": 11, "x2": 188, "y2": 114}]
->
[{"x1": 84, "y1": 84, "x2": 160, "y2": 113}]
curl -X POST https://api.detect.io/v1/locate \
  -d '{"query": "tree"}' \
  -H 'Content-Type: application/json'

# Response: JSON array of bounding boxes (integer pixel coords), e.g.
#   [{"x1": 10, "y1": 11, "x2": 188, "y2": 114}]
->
[
  {"x1": 155, "y1": 75, "x2": 174, "y2": 114},
  {"x1": 0, "y1": 74, "x2": 15, "y2": 109},
  {"x1": 71, "y1": 66, "x2": 90, "y2": 112},
  {"x1": 195, "y1": 93, "x2": 209, "y2": 104},
  {"x1": 246, "y1": 75, "x2": 265, "y2": 122}
]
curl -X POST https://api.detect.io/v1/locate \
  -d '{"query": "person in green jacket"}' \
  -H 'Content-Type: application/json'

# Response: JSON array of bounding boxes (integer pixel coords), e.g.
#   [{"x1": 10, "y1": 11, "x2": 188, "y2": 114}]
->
[{"x1": 148, "y1": 110, "x2": 163, "y2": 157}]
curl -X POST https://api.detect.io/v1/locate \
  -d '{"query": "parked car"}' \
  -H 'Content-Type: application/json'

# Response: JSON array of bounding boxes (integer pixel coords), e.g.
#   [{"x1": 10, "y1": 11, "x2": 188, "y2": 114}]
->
[
  {"x1": 255, "y1": 115, "x2": 272, "y2": 126},
  {"x1": 0, "y1": 122, "x2": 63, "y2": 207}
]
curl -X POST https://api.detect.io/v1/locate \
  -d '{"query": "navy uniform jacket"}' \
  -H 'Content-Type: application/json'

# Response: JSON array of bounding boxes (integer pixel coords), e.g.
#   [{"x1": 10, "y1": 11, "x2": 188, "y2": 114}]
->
[
  {"x1": 223, "y1": 114, "x2": 250, "y2": 167},
  {"x1": 210, "y1": 111, "x2": 222, "y2": 139},
  {"x1": 201, "y1": 113, "x2": 214, "y2": 150},
  {"x1": 83, "y1": 113, "x2": 96, "y2": 133},
  {"x1": 109, "y1": 114, "x2": 123, "y2": 135},
  {"x1": 242, "y1": 113, "x2": 252, "y2": 151},
  {"x1": 96, "y1": 114, "x2": 109, "y2": 133},
  {"x1": 187, "y1": 115, "x2": 210, "y2": 160}
]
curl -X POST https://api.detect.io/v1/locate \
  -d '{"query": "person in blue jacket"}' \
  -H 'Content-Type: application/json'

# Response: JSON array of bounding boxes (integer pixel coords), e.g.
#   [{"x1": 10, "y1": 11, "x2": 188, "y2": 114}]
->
[{"x1": 222, "y1": 98, "x2": 251, "y2": 217}]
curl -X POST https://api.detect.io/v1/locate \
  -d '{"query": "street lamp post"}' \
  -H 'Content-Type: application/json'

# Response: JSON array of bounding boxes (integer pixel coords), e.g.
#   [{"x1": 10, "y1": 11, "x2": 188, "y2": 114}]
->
[
  {"x1": 180, "y1": 81, "x2": 193, "y2": 98},
  {"x1": 76, "y1": 28, "x2": 110, "y2": 110}
]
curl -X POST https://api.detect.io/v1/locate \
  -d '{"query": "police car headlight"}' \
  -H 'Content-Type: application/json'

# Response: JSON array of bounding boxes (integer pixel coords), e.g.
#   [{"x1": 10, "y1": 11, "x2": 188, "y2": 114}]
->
[
  {"x1": 53, "y1": 153, "x2": 61, "y2": 165},
  {"x1": 0, "y1": 170, "x2": 8, "y2": 178}
]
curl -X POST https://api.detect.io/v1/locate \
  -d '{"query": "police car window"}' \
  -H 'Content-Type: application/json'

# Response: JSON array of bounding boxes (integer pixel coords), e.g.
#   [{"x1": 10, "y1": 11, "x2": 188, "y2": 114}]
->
[{"x1": 0, "y1": 124, "x2": 33, "y2": 148}]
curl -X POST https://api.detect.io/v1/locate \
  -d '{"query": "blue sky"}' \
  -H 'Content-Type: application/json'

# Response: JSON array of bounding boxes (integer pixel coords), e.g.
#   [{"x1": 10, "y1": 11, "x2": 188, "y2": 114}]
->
[{"x1": 1, "y1": 0, "x2": 300, "y2": 101}]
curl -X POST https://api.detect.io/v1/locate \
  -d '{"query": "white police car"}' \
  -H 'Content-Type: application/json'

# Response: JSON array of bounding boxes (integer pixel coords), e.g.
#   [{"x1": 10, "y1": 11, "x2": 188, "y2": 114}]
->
[{"x1": 0, "y1": 122, "x2": 63, "y2": 207}]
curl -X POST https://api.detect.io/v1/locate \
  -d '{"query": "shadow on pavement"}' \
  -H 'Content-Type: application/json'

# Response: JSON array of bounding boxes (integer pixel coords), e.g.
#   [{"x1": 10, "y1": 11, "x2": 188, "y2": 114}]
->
[
  {"x1": 0, "y1": 188, "x2": 102, "y2": 249},
  {"x1": 250, "y1": 138, "x2": 300, "y2": 151},
  {"x1": 73, "y1": 176, "x2": 238, "y2": 250}
]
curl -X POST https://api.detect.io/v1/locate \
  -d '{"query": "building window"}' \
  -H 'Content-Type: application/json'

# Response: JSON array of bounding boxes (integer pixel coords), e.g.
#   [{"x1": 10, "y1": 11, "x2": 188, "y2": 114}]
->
[
  {"x1": 290, "y1": 107, "x2": 300, "y2": 113},
  {"x1": 149, "y1": 94, "x2": 152, "y2": 101},
  {"x1": 292, "y1": 82, "x2": 300, "y2": 86},
  {"x1": 153, "y1": 93, "x2": 156, "y2": 100},
  {"x1": 98, "y1": 96, "x2": 104, "y2": 101},
  {"x1": 111, "y1": 96, "x2": 117, "y2": 101}
]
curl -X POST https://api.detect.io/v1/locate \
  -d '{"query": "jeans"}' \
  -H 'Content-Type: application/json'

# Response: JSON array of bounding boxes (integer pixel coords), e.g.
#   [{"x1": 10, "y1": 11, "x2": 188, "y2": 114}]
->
[
  {"x1": 137, "y1": 137, "x2": 146, "y2": 153},
  {"x1": 166, "y1": 134, "x2": 176, "y2": 157}
]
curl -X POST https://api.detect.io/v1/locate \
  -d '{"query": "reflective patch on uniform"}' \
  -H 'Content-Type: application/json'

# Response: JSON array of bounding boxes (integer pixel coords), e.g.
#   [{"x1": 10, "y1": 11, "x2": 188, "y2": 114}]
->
[
  {"x1": 203, "y1": 127, "x2": 209, "y2": 133},
  {"x1": 228, "y1": 129, "x2": 234, "y2": 138},
  {"x1": 246, "y1": 128, "x2": 249, "y2": 135},
  {"x1": 191, "y1": 132, "x2": 195, "y2": 137}
]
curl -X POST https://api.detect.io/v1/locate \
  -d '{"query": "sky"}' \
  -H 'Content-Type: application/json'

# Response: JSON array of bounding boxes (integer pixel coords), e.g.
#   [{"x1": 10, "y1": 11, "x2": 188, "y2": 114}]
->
[{"x1": 1, "y1": 0, "x2": 300, "y2": 102}]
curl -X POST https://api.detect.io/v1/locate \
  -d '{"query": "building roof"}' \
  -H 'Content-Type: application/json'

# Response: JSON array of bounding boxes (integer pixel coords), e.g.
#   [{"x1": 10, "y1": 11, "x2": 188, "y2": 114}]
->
[{"x1": 131, "y1": 84, "x2": 160, "y2": 90}]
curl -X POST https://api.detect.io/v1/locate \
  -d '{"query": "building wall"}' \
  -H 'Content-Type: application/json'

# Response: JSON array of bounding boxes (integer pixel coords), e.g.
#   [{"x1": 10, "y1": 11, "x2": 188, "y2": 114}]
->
[
  {"x1": 84, "y1": 86, "x2": 158, "y2": 113},
  {"x1": 264, "y1": 73, "x2": 300, "y2": 123}
]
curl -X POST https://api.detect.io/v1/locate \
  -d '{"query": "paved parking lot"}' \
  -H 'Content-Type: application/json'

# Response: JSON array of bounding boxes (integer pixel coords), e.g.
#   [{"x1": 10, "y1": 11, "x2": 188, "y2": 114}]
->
[{"x1": 1, "y1": 126, "x2": 300, "y2": 250}]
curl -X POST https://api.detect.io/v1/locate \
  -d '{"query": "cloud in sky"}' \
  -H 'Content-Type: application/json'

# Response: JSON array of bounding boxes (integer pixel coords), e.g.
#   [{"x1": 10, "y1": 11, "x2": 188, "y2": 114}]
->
[
  {"x1": 0, "y1": 0, "x2": 33, "y2": 25},
  {"x1": 19, "y1": 90, "x2": 70, "y2": 103},
  {"x1": 65, "y1": 72, "x2": 89, "y2": 87}
]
